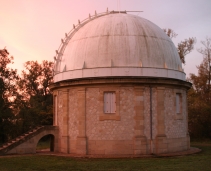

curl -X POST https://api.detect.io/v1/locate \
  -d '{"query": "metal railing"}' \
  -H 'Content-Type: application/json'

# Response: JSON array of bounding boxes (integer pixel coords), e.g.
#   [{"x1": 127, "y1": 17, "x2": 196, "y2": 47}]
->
[
  {"x1": 0, "y1": 126, "x2": 44, "y2": 149},
  {"x1": 53, "y1": 10, "x2": 128, "y2": 75}
]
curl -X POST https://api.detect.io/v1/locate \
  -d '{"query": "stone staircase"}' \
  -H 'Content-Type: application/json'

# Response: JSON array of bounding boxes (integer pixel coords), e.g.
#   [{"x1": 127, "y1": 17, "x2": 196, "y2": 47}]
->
[{"x1": 0, "y1": 126, "x2": 46, "y2": 155}]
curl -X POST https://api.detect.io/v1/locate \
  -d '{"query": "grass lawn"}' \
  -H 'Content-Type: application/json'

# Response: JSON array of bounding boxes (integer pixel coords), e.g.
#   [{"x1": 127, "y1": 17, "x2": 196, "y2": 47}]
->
[
  {"x1": 36, "y1": 139, "x2": 50, "y2": 150},
  {"x1": 0, "y1": 142, "x2": 210, "y2": 171}
]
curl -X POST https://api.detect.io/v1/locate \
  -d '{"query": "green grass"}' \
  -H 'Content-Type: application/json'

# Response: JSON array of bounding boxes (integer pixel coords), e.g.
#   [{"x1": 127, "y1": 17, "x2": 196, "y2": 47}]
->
[
  {"x1": 0, "y1": 142, "x2": 210, "y2": 171},
  {"x1": 36, "y1": 140, "x2": 50, "y2": 150}
]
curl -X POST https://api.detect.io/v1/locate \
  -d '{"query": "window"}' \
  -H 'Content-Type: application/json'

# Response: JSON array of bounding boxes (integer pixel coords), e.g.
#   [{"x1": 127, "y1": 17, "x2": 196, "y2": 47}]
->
[
  {"x1": 176, "y1": 93, "x2": 181, "y2": 114},
  {"x1": 104, "y1": 92, "x2": 116, "y2": 113},
  {"x1": 99, "y1": 88, "x2": 120, "y2": 121}
]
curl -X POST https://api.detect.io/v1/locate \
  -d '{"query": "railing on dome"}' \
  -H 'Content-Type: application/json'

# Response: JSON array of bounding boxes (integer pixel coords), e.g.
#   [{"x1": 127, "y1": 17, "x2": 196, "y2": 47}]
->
[{"x1": 53, "y1": 9, "x2": 129, "y2": 75}]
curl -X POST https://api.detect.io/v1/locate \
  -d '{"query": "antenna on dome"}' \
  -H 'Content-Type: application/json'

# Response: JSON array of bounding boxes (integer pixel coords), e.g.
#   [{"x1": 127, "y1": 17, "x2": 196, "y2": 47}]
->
[
  {"x1": 126, "y1": 11, "x2": 143, "y2": 12},
  {"x1": 127, "y1": 11, "x2": 144, "y2": 16},
  {"x1": 116, "y1": 0, "x2": 121, "y2": 12},
  {"x1": 110, "y1": 10, "x2": 143, "y2": 14},
  {"x1": 119, "y1": 0, "x2": 121, "y2": 12}
]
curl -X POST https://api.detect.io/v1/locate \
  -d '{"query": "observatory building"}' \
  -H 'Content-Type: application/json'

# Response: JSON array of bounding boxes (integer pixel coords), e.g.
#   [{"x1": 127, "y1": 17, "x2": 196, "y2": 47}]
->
[{"x1": 51, "y1": 11, "x2": 191, "y2": 156}]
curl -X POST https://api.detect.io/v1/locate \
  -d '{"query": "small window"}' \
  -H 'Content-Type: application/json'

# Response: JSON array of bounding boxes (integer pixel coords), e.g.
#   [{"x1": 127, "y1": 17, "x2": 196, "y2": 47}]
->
[
  {"x1": 176, "y1": 93, "x2": 181, "y2": 114},
  {"x1": 104, "y1": 92, "x2": 116, "y2": 113}
]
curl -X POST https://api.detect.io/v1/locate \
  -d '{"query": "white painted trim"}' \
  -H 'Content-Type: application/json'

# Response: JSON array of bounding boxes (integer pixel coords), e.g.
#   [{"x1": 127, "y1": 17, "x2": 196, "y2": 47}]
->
[{"x1": 53, "y1": 67, "x2": 186, "y2": 82}]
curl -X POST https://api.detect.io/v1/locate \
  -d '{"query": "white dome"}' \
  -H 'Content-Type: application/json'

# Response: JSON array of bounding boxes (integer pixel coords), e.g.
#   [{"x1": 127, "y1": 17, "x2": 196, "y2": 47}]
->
[{"x1": 54, "y1": 12, "x2": 185, "y2": 82}]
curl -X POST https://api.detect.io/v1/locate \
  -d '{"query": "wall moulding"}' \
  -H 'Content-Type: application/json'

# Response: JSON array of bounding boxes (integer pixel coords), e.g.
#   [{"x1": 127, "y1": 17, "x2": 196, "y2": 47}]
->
[{"x1": 50, "y1": 77, "x2": 192, "y2": 91}]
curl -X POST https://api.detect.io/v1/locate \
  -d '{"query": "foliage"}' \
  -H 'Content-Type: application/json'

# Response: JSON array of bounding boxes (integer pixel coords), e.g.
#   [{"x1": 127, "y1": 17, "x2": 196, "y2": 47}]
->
[
  {"x1": 18, "y1": 60, "x2": 54, "y2": 132},
  {"x1": 188, "y1": 87, "x2": 211, "y2": 139},
  {"x1": 188, "y1": 38, "x2": 211, "y2": 139},
  {"x1": 20, "y1": 60, "x2": 53, "y2": 97},
  {"x1": 178, "y1": 37, "x2": 196, "y2": 64},
  {"x1": 0, "y1": 49, "x2": 53, "y2": 143},
  {"x1": 197, "y1": 37, "x2": 211, "y2": 100},
  {"x1": 163, "y1": 28, "x2": 196, "y2": 64},
  {"x1": 0, "y1": 48, "x2": 19, "y2": 103},
  {"x1": 163, "y1": 28, "x2": 178, "y2": 39},
  {"x1": 0, "y1": 48, "x2": 20, "y2": 142}
]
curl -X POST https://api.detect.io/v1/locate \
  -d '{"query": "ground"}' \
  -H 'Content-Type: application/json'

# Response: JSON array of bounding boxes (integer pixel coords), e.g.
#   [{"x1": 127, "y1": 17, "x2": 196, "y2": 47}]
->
[{"x1": 0, "y1": 141, "x2": 210, "y2": 171}]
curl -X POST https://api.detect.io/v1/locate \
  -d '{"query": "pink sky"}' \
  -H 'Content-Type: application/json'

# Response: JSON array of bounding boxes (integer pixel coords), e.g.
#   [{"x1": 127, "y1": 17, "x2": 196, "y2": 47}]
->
[{"x1": 0, "y1": 0, "x2": 211, "y2": 76}]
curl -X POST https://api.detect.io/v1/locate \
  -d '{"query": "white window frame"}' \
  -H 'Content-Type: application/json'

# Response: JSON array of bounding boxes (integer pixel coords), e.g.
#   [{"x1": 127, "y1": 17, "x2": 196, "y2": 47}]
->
[{"x1": 104, "y1": 92, "x2": 116, "y2": 114}]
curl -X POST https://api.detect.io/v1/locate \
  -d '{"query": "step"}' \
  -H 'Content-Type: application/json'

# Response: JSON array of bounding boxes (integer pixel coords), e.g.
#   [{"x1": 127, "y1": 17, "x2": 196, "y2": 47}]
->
[
  {"x1": 34, "y1": 128, "x2": 40, "y2": 131},
  {"x1": 0, "y1": 127, "x2": 44, "y2": 151},
  {"x1": 15, "y1": 138, "x2": 21, "y2": 140},
  {"x1": 16, "y1": 136, "x2": 25, "y2": 140}
]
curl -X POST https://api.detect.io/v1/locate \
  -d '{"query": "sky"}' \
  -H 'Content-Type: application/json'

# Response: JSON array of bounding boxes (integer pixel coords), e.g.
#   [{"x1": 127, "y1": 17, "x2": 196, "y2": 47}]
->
[{"x1": 0, "y1": 0, "x2": 211, "y2": 77}]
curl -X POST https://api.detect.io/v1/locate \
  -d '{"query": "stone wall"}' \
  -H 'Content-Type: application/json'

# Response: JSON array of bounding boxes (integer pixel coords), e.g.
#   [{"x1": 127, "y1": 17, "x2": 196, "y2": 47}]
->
[
  {"x1": 165, "y1": 89, "x2": 187, "y2": 139},
  {"x1": 68, "y1": 89, "x2": 79, "y2": 140},
  {"x1": 52, "y1": 78, "x2": 191, "y2": 155},
  {"x1": 5, "y1": 126, "x2": 59, "y2": 155},
  {"x1": 57, "y1": 91, "x2": 63, "y2": 152},
  {"x1": 86, "y1": 87, "x2": 135, "y2": 141},
  {"x1": 86, "y1": 87, "x2": 135, "y2": 155}
]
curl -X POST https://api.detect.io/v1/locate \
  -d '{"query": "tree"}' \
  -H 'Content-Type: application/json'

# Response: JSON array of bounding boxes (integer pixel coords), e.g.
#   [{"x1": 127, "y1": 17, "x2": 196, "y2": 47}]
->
[
  {"x1": 163, "y1": 28, "x2": 196, "y2": 64},
  {"x1": 20, "y1": 61, "x2": 53, "y2": 97},
  {"x1": 178, "y1": 37, "x2": 196, "y2": 64},
  {"x1": 188, "y1": 38, "x2": 211, "y2": 139},
  {"x1": 18, "y1": 60, "x2": 54, "y2": 131},
  {"x1": 0, "y1": 49, "x2": 54, "y2": 142},
  {"x1": 188, "y1": 59, "x2": 211, "y2": 139},
  {"x1": 187, "y1": 86, "x2": 211, "y2": 139},
  {"x1": 163, "y1": 28, "x2": 178, "y2": 39},
  {"x1": 197, "y1": 37, "x2": 211, "y2": 102},
  {"x1": 0, "y1": 48, "x2": 20, "y2": 143}
]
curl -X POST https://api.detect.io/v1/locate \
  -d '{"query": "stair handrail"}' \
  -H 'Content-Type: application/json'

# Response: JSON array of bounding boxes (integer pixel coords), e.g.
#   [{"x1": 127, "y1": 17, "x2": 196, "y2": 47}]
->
[{"x1": 0, "y1": 125, "x2": 44, "y2": 148}]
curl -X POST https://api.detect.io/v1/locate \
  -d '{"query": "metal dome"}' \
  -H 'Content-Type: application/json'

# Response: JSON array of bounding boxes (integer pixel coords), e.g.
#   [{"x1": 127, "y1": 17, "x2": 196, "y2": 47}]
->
[{"x1": 53, "y1": 11, "x2": 185, "y2": 82}]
